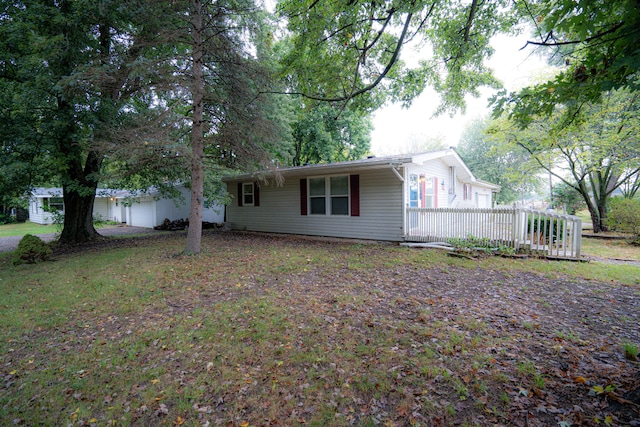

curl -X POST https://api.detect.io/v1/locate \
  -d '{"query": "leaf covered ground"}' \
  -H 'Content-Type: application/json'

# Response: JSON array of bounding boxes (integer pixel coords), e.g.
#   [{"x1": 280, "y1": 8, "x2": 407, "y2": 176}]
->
[{"x1": 1, "y1": 231, "x2": 639, "y2": 426}]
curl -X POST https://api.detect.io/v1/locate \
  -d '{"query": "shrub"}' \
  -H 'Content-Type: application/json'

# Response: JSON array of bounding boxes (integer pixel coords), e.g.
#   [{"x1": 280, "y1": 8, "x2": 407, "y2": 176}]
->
[
  {"x1": 607, "y1": 198, "x2": 640, "y2": 243},
  {"x1": 0, "y1": 213, "x2": 16, "y2": 225},
  {"x1": 12, "y1": 234, "x2": 53, "y2": 265},
  {"x1": 527, "y1": 216, "x2": 561, "y2": 243}
]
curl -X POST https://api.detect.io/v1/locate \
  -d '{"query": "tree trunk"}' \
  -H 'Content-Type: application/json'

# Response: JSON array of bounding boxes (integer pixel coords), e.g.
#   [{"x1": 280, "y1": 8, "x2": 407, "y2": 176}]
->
[
  {"x1": 588, "y1": 203, "x2": 602, "y2": 233},
  {"x1": 185, "y1": 0, "x2": 204, "y2": 255},
  {"x1": 59, "y1": 186, "x2": 99, "y2": 244},
  {"x1": 58, "y1": 150, "x2": 102, "y2": 244}
]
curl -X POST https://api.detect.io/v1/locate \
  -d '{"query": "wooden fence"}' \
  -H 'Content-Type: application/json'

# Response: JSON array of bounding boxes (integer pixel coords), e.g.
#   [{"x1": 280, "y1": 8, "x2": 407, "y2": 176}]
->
[{"x1": 405, "y1": 207, "x2": 582, "y2": 259}]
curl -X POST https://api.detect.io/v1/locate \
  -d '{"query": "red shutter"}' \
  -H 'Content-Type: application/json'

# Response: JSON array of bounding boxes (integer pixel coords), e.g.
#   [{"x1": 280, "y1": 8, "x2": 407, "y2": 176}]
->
[
  {"x1": 433, "y1": 177, "x2": 438, "y2": 208},
  {"x1": 350, "y1": 174, "x2": 360, "y2": 216},
  {"x1": 300, "y1": 178, "x2": 307, "y2": 215},
  {"x1": 253, "y1": 182, "x2": 260, "y2": 207},
  {"x1": 237, "y1": 183, "x2": 243, "y2": 207}
]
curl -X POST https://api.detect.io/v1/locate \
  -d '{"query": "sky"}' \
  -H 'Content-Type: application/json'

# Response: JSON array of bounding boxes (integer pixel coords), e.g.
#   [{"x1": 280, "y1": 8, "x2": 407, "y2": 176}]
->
[{"x1": 370, "y1": 32, "x2": 551, "y2": 155}]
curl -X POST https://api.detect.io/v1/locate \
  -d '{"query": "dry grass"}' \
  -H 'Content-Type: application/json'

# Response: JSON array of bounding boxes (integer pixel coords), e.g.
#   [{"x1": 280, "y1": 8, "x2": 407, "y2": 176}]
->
[{"x1": 1, "y1": 231, "x2": 638, "y2": 426}]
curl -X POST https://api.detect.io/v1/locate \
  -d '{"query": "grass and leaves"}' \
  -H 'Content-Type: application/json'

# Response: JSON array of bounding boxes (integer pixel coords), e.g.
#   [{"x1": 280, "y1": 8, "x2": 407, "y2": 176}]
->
[{"x1": 0, "y1": 231, "x2": 639, "y2": 426}]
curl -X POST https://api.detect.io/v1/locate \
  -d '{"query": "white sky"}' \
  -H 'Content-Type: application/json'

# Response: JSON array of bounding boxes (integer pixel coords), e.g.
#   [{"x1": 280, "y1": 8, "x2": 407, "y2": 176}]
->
[{"x1": 370, "y1": 32, "x2": 551, "y2": 155}]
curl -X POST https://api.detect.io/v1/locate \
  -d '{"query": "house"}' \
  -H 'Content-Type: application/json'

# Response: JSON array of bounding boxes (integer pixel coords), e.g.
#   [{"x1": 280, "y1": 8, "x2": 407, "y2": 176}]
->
[
  {"x1": 28, "y1": 185, "x2": 224, "y2": 228},
  {"x1": 222, "y1": 149, "x2": 500, "y2": 242}
]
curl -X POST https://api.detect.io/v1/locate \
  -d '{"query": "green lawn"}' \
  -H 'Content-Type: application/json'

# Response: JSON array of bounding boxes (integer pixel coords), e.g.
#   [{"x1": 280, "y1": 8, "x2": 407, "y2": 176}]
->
[
  {"x1": 0, "y1": 221, "x2": 60, "y2": 237},
  {"x1": 0, "y1": 232, "x2": 638, "y2": 426},
  {"x1": 0, "y1": 220, "x2": 120, "y2": 238}
]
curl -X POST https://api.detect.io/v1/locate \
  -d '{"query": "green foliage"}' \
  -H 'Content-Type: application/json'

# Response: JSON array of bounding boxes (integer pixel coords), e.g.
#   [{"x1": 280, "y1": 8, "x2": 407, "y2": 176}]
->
[
  {"x1": 12, "y1": 234, "x2": 52, "y2": 265},
  {"x1": 0, "y1": 214, "x2": 17, "y2": 226},
  {"x1": 489, "y1": 89, "x2": 640, "y2": 233},
  {"x1": 623, "y1": 342, "x2": 638, "y2": 361},
  {"x1": 458, "y1": 117, "x2": 541, "y2": 204},
  {"x1": 527, "y1": 217, "x2": 564, "y2": 244},
  {"x1": 446, "y1": 235, "x2": 515, "y2": 255},
  {"x1": 552, "y1": 182, "x2": 585, "y2": 215},
  {"x1": 277, "y1": 0, "x2": 518, "y2": 114},
  {"x1": 607, "y1": 198, "x2": 640, "y2": 242},
  {"x1": 289, "y1": 104, "x2": 372, "y2": 166},
  {"x1": 494, "y1": 0, "x2": 640, "y2": 124}
]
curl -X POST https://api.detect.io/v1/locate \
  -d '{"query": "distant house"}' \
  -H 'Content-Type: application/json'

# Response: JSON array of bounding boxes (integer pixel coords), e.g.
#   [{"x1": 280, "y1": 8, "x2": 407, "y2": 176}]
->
[
  {"x1": 222, "y1": 150, "x2": 499, "y2": 242},
  {"x1": 28, "y1": 185, "x2": 224, "y2": 228}
]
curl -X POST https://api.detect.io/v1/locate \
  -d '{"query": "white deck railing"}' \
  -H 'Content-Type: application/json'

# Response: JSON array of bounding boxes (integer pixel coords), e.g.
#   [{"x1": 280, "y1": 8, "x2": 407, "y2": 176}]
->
[{"x1": 405, "y1": 207, "x2": 582, "y2": 259}]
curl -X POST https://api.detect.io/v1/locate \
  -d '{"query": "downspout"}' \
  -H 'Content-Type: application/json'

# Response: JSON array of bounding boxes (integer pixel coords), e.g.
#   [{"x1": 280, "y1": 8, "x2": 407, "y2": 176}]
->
[
  {"x1": 389, "y1": 164, "x2": 404, "y2": 182},
  {"x1": 389, "y1": 164, "x2": 407, "y2": 240}
]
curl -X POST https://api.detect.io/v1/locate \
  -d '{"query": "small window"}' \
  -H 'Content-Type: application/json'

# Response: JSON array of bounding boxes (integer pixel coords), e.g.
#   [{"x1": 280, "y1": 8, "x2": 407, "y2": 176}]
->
[
  {"x1": 242, "y1": 183, "x2": 254, "y2": 206},
  {"x1": 463, "y1": 184, "x2": 472, "y2": 200}
]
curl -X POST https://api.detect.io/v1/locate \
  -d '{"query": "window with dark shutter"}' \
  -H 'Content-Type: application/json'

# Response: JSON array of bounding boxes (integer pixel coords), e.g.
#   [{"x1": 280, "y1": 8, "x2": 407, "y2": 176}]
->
[
  {"x1": 300, "y1": 178, "x2": 307, "y2": 215},
  {"x1": 350, "y1": 174, "x2": 360, "y2": 216},
  {"x1": 237, "y1": 183, "x2": 243, "y2": 207}
]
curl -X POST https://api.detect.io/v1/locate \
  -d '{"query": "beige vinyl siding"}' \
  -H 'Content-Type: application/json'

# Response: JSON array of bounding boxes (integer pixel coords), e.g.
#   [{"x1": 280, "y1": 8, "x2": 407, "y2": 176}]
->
[
  {"x1": 93, "y1": 198, "x2": 109, "y2": 221},
  {"x1": 226, "y1": 168, "x2": 404, "y2": 241}
]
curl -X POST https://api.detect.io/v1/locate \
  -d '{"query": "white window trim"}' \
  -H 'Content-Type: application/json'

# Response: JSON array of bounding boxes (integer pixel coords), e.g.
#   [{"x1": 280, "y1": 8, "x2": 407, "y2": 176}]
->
[
  {"x1": 242, "y1": 182, "x2": 254, "y2": 206},
  {"x1": 308, "y1": 174, "x2": 350, "y2": 216}
]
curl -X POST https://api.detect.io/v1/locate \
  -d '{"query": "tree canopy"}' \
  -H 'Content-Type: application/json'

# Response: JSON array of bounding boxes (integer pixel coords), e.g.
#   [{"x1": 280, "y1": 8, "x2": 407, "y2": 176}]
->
[
  {"x1": 493, "y1": 0, "x2": 640, "y2": 125},
  {"x1": 277, "y1": 0, "x2": 518, "y2": 114},
  {"x1": 457, "y1": 117, "x2": 541, "y2": 205},
  {"x1": 489, "y1": 89, "x2": 640, "y2": 232}
]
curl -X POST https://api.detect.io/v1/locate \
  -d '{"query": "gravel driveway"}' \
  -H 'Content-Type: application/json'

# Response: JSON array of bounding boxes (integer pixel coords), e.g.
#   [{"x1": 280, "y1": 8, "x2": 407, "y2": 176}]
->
[{"x1": 0, "y1": 225, "x2": 158, "y2": 253}]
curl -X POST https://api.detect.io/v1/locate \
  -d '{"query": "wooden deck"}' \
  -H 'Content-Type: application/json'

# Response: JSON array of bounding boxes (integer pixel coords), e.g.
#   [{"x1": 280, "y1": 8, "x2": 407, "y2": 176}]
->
[{"x1": 405, "y1": 207, "x2": 582, "y2": 259}]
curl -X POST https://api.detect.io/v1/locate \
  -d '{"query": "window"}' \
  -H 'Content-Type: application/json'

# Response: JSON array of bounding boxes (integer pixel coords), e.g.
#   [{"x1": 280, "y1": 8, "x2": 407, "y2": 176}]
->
[
  {"x1": 44, "y1": 197, "x2": 64, "y2": 212},
  {"x1": 330, "y1": 176, "x2": 349, "y2": 215},
  {"x1": 309, "y1": 177, "x2": 326, "y2": 214},
  {"x1": 242, "y1": 183, "x2": 254, "y2": 206},
  {"x1": 237, "y1": 182, "x2": 260, "y2": 207},
  {"x1": 308, "y1": 175, "x2": 349, "y2": 215},
  {"x1": 463, "y1": 184, "x2": 472, "y2": 200},
  {"x1": 300, "y1": 176, "x2": 359, "y2": 217}
]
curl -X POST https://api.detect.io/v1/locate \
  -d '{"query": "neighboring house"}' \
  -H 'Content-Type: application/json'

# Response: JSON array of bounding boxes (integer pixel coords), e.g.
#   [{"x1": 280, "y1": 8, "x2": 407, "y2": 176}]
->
[
  {"x1": 223, "y1": 149, "x2": 500, "y2": 242},
  {"x1": 28, "y1": 185, "x2": 224, "y2": 228}
]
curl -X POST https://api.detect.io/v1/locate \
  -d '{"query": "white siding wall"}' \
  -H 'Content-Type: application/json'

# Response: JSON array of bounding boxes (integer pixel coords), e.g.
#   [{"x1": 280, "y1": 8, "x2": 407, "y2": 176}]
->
[
  {"x1": 154, "y1": 186, "x2": 225, "y2": 225},
  {"x1": 405, "y1": 160, "x2": 451, "y2": 208},
  {"x1": 155, "y1": 187, "x2": 190, "y2": 225},
  {"x1": 453, "y1": 181, "x2": 494, "y2": 208},
  {"x1": 107, "y1": 199, "x2": 124, "y2": 223},
  {"x1": 226, "y1": 168, "x2": 405, "y2": 241},
  {"x1": 28, "y1": 198, "x2": 54, "y2": 225},
  {"x1": 128, "y1": 198, "x2": 156, "y2": 228},
  {"x1": 93, "y1": 199, "x2": 109, "y2": 221}
]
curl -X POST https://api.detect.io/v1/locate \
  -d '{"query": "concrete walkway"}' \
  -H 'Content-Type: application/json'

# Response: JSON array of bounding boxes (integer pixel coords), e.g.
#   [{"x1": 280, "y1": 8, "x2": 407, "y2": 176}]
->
[{"x1": 0, "y1": 225, "x2": 158, "y2": 253}]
